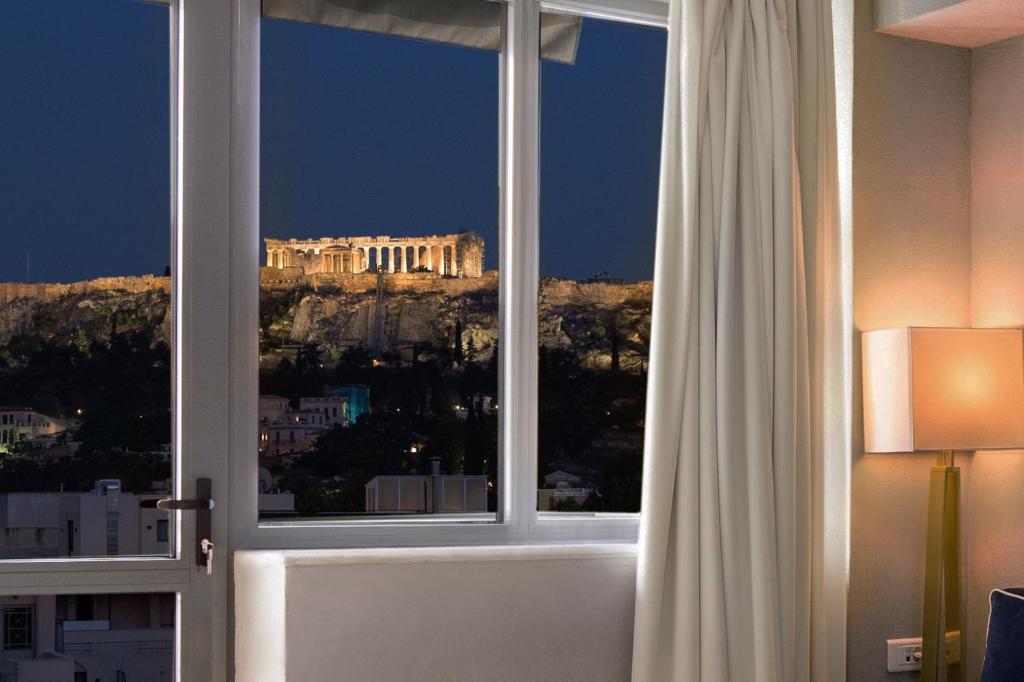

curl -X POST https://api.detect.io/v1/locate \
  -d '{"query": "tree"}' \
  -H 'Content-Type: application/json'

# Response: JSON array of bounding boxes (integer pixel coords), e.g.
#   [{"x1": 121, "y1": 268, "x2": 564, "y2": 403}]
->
[
  {"x1": 290, "y1": 414, "x2": 419, "y2": 513},
  {"x1": 453, "y1": 320, "x2": 464, "y2": 366},
  {"x1": 463, "y1": 401, "x2": 483, "y2": 475},
  {"x1": 609, "y1": 323, "x2": 621, "y2": 374}
]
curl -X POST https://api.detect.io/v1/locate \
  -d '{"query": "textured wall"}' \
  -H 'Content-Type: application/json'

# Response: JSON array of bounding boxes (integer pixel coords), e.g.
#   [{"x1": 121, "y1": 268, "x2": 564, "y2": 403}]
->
[
  {"x1": 850, "y1": 0, "x2": 973, "y2": 679},
  {"x1": 970, "y1": 37, "x2": 1024, "y2": 327},
  {"x1": 966, "y1": 35, "x2": 1024, "y2": 681}
]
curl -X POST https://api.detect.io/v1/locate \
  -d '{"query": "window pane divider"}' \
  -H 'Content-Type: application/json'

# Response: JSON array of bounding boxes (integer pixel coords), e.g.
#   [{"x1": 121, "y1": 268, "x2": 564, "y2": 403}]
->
[{"x1": 502, "y1": 0, "x2": 542, "y2": 534}]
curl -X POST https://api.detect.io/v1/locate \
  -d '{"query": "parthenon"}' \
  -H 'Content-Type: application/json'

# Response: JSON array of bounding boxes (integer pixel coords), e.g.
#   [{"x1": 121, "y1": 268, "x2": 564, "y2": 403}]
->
[{"x1": 264, "y1": 232, "x2": 485, "y2": 278}]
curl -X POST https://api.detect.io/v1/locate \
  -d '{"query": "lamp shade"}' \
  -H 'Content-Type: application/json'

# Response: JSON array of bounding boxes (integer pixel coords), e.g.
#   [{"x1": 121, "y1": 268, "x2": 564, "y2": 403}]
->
[{"x1": 862, "y1": 328, "x2": 1024, "y2": 453}]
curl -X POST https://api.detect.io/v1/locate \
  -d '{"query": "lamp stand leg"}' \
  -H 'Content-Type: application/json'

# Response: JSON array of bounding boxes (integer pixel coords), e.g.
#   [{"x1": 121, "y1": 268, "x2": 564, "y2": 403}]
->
[{"x1": 922, "y1": 450, "x2": 962, "y2": 682}]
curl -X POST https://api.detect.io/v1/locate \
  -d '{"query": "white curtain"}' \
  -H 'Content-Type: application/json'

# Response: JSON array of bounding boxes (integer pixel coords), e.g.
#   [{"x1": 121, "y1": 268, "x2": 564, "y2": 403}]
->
[{"x1": 631, "y1": 0, "x2": 850, "y2": 679}]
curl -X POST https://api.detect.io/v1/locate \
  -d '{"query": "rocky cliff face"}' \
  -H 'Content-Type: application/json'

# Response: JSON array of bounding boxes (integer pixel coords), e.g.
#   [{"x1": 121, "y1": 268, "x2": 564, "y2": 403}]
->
[
  {"x1": 0, "y1": 272, "x2": 652, "y2": 371},
  {"x1": 0, "y1": 277, "x2": 172, "y2": 353}
]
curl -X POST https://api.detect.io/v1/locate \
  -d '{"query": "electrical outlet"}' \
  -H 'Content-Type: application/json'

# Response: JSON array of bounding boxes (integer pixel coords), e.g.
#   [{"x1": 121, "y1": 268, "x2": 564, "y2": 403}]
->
[
  {"x1": 887, "y1": 638, "x2": 922, "y2": 672},
  {"x1": 886, "y1": 632, "x2": 961, "y2": 673}
]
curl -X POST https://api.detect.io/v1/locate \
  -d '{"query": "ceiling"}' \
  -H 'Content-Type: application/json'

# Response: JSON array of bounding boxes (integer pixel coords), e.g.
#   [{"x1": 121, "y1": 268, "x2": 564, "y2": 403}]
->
[{"x1": 876, "y1": 0, "x2": 1024, "y2": 48}]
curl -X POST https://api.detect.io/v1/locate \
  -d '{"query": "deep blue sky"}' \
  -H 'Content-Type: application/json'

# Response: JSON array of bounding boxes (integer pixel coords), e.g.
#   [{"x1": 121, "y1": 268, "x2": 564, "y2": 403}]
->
[{"x1": 0, "y1": 1, "x2": 666, "y2": 284}]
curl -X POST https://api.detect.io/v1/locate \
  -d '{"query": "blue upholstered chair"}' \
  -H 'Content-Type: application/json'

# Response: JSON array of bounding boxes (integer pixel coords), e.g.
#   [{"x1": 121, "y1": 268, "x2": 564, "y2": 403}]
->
[{"x1": 981, "y1": 588, "x2": 1024, "y2": 681}]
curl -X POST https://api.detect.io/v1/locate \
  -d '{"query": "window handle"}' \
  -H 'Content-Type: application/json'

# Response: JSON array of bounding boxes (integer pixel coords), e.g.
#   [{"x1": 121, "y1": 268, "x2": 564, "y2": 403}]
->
[
  {"x1": 141, "y1": 498, "x2": 214, "y2": 511},
  {"x1": 140, "y1": 478, "x2": 214, "y2": 571}
]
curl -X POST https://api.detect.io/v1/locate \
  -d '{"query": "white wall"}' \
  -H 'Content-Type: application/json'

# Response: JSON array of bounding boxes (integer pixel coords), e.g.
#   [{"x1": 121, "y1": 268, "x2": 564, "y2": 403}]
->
[
  {"x1": 850, "y1": 9, "x2": 1024, "y2": 679},
  {"x1": 966, "y1": 35, "x2": 1024, "y2": 681},
  {"x1": 970, "y1": 37, "x2": 1024, "y2": 327},
  {"x1": 235, "y1": 545, "x2": 637, "y2": 682},
  {"x1": 849, "y1": 0, "x2": 973, "y2": 679}
]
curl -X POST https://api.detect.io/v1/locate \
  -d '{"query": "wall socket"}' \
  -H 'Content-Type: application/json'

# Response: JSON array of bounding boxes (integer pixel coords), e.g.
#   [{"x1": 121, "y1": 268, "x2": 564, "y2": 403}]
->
[
  {"x1": 886, "y1": 638, "x2": 923, "y2": 672},
  {"x1": 886, "y1": 632, "x2": 961, "y2": 673}
]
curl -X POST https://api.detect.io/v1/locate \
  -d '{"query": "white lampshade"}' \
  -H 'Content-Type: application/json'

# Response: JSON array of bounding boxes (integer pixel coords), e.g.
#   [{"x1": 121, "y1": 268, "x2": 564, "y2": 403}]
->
[{"x1": 862, "y1": 328, "x2": 1024, "y2": 453}]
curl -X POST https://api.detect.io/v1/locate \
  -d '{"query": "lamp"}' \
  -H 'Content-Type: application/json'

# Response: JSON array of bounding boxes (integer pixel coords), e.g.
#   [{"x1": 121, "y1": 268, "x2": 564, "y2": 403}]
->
[{"x1": 862, "y1": 327, "x2": 1024, "y2": 682}]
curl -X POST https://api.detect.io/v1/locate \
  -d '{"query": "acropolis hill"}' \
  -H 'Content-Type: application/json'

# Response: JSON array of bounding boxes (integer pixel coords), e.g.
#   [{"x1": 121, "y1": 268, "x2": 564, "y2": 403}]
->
[{"x1": 0, "y1": 234, "x2": 652, "y2": 373}]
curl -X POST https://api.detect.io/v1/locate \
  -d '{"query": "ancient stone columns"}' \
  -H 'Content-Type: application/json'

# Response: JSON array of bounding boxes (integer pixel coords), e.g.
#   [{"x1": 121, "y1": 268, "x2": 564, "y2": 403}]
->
[{"x1": 264, "y1": 233, "x2": 483, "y2": 278}]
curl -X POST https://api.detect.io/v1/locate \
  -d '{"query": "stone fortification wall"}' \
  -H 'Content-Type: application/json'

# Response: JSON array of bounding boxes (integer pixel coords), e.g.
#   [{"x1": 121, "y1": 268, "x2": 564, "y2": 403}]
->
[
  {"x1": 259, "y1": 267, "x2": 499, "y2": 295},
  {"x1": 539, "y1": 278, "x2": 653, "y2": 308},
  {"x1": 0, "y1": 276, "x2": 170, "y2": 307}
]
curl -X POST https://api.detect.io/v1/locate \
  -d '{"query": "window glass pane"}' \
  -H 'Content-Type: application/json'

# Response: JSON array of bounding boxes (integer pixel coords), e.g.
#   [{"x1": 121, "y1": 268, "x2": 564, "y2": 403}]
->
[
  {"x1": 537, "y1": 16, "x2": 666, "y2": 513},
  {"x1": 259, "y1": 4, "x2": 501, "y2": 520},
  {"x1": 0, "y1": 1, "x2": 173, "y2": 556},
  {"x1": 1, "y1": 592, "x2": 175, "y2": 679}
]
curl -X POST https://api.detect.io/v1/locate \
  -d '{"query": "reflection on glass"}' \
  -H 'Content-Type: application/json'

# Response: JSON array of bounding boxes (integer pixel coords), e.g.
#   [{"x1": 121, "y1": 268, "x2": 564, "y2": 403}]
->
[
  {"x1": 0, "y1": 1, "x2": 172, "y2": 556},
  {"x1": 258, "y1": 6, "x2": 501, "y2": 519},
  {"x1": 0, "y1": 592, "x2": 175, "y2": 680},
  {"x1": 537, "y1": 16, "x2": 666, "y2": 513}
]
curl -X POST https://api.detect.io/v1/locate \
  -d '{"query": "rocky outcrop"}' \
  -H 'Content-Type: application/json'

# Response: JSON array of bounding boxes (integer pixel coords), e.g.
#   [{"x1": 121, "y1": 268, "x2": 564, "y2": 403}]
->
[
  {"x1": 1, "y1": 272, "x2": 652, "y2": 372},
  {"x1": 0, "y1": 277, "x2": 172, "y2": 352}
]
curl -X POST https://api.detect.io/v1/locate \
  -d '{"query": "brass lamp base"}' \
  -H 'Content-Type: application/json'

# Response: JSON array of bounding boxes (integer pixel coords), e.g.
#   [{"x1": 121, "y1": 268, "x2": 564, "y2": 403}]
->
[{"x1": 922, "y1": 450, "x2": 962, "y2": 682}]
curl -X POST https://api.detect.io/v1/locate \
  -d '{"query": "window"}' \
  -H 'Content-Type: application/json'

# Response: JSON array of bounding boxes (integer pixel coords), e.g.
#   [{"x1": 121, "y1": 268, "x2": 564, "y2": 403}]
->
[
  {"x1": 0, "y1": 0, "x2": 172, "y2": 558},
  {"x1": 234, "y1": 0, "x2": 670, "y2": 549},
  {"x1": 0, "y1": 2, "x2": 226, "y2": 678},
  {"x1": 258, "y1": 2, "x2": 501, "y2": 520},
  {"x1": 3, "y1": 605, "x2": 33, "y2": 651},
  {"x1": 156, "y1": 518, "x2": 169, "y2": 543},
  {"x1": 537, "y1": 16, "x2": 666, "y2": 513}
]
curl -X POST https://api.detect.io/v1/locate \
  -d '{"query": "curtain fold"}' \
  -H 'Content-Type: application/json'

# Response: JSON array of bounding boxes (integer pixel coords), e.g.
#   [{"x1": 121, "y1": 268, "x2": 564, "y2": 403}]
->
[{"x1": 631, "y1": 0, "x2": 849, "y2": 679}]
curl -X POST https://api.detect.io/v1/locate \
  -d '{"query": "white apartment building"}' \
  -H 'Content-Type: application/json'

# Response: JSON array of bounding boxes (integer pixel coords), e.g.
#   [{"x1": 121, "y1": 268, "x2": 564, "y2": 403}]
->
[
  {"x1": 257, "y1": 395, "x2": 290, "y2": 425},
  {"x1": 0, "y1": 483, "x2": 295, "y2": 559},
  {"x1": 364, "y1": 458, "x2": 488, "y2": 514},
  {"x1": 0, "y1": 484, "x2": 169, "y2": 560},
  {"x1": 259, "y1": 409, "x2": 329, "y2": 456},
  {"x1": 0, "y1": 408, "x2": 68, "y2": 454}
]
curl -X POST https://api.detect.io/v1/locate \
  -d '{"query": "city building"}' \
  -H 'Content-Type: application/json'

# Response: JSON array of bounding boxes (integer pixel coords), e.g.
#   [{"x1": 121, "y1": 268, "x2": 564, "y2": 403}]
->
[
  {"x1": 0, "y1": 483, "x2": 169, "y2": 560},
  {"x1": 324, "y1": 385, "x2": 370, "y2": 425},
  {"x1": 0, "y1": 407, "x2": 70, "y2": 454},
  {"x1": 259, "y1": 408, "x2": 328, "y2": 456},
  {"x1": 0, "y1": 592, "x2": 174, "y2": 682},
  {"x1": 259, "y1": 388, "x2": 369, "y2": 455},
  {"x1": 364, "y1": 458, "x2": 487, "y2": 514},
  {"x1": 299, "y1": 396, "x2": 349, "y2": 427},
  {"x1": 537, "y1": 470, "x2": 598, "y2": 511},
  {"x1": 454, "y1": 393, "x2": 496, "y2": 420},
  {"x1": 0, "y1": 481, "x2": 293, "y2": 559},
  {"x1": 257, "y1": 395, "x2": 290, "y2": 425},
  {"x1": 543, "y1": 470, "x2": 582, "y2": 488}
]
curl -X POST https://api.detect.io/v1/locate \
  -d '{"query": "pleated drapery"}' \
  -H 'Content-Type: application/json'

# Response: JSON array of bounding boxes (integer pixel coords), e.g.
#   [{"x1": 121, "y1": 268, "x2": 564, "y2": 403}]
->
[{"x1": 631, "y1": 0, "x2": 850, "y2": 679}]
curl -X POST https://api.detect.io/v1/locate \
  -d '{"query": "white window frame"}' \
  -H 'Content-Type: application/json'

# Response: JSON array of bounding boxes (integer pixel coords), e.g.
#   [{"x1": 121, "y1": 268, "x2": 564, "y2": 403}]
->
[
  {"x1": 0, "y1": 2, "x2": 232, "y2": 680},
  {"x1": 228, "y1": 0, "x2": 669, "y2": 551}
]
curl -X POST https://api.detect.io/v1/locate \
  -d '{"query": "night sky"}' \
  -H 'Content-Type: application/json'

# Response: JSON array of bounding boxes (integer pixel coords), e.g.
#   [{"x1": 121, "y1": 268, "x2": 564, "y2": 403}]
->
[{"x1": 0, "y1": 1, "x2": 666, "y2": 284}]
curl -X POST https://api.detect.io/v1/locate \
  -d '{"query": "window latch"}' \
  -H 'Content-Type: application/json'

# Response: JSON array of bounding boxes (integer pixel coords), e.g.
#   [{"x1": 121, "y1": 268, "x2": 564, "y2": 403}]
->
[{"x1": 140, "y1": 478, "x2": 215, "y2": 572}]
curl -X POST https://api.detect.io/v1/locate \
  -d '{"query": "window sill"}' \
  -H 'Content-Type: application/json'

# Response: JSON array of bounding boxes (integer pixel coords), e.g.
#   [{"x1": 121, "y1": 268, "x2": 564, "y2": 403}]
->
[{"x1": 240, "y1": 514, "x2": 639, "y2": 550}]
